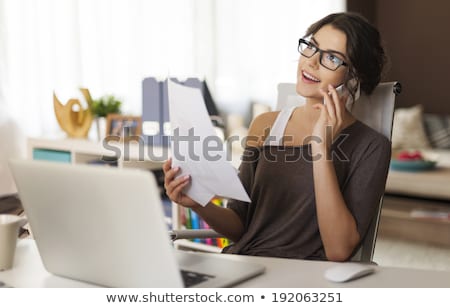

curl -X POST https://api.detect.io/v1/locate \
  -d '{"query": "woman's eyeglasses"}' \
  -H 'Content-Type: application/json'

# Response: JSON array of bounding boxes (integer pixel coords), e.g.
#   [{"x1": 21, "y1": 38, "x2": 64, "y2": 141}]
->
[{"x1": 298, "y1": 38, "x2": 347, "y2": 71}]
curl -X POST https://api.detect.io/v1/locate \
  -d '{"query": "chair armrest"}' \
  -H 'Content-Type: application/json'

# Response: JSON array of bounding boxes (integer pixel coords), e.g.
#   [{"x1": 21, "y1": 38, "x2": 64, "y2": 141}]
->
[{"x1": 169, "y1": 229, "x2": 223, "y2": 241}]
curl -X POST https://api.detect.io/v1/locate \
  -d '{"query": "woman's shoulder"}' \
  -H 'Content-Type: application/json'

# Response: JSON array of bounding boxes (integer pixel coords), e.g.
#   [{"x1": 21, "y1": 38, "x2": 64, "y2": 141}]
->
[
  {"x1": 342, "y1": 120, "x2": 391, "y2": 155},
  {"x1": 246, "y1": 111, "x2": 280, "y2": 147},
  {"x1": 351, "y1": 120, "x2": 390, "y2": 144}
]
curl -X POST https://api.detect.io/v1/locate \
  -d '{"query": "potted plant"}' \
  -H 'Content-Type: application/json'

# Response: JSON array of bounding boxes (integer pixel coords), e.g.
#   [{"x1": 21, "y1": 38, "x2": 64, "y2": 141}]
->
[
  {"x1": 90, "y1": 95, "x2": 122, "y2": 141},
  {"x1": 91, "y1": 95, "x2": 122, "y2": 118}
]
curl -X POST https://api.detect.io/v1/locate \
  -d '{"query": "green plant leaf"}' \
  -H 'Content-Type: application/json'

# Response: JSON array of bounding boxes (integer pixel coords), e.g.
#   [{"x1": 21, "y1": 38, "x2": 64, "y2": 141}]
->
[{"x1": 90, "y1": 95, "x2": 122, "y2": 117}]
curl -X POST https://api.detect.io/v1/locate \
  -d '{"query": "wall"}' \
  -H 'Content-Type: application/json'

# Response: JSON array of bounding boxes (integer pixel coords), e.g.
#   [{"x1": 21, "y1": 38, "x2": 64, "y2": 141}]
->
[
  {"x1": 348, "y1": 0, "x2": 450, "y2": 114},
  {"x1": 346, "y1": 0, "x2": 376, "y2": 23}
]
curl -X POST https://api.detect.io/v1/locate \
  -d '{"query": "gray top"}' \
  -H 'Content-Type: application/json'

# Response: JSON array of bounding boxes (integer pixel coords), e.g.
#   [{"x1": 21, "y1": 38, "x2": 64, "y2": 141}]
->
[{"x1": 223, "y1": 109, "x2": 391, "y2": 260}]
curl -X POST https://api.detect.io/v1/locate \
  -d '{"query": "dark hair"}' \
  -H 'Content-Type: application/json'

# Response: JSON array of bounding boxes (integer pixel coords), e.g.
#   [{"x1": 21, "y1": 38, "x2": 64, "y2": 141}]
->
[{"x1": 305, "y1": 12, "x2": 386, "y2": 97}]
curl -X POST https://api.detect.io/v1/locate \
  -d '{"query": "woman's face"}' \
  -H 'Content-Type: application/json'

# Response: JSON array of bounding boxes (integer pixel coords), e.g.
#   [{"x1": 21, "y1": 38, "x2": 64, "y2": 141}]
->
[{"x1": 296, "y1": 24, "x2": 348, "y2": 100}]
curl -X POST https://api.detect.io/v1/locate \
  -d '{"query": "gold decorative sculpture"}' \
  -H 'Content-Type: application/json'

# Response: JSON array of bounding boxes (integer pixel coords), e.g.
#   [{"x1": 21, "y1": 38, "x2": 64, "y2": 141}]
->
[{"x1": 53, "y1": 88, "x2": 94, "y2": 138}]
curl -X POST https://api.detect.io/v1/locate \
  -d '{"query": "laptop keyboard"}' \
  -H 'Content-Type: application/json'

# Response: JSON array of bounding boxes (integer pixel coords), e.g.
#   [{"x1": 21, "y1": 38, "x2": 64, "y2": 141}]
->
[{"x1": 181, "y1": 270, "x2": 215, "y2": 287}]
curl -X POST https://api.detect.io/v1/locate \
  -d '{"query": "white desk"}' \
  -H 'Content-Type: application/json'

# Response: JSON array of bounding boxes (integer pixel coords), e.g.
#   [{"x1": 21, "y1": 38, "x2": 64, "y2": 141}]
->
[{"x1": 1, "y1": 239, "x2": 450, "y2": 288}]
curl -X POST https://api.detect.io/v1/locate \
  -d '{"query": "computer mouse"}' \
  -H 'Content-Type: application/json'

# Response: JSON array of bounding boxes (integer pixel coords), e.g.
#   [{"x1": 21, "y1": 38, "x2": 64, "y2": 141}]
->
[{"x1": 324, "y1": 263, "x2": 375, "y2": 283}]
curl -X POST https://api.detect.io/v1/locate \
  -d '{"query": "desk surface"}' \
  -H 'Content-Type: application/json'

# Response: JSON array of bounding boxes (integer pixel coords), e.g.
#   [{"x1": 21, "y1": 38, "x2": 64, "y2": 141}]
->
[{"x1": 1, "y1": 239, "x2": 450, "y2": 288}]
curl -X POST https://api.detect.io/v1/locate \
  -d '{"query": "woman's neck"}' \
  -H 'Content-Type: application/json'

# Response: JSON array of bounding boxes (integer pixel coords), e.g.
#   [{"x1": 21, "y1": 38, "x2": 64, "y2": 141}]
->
[
  {"x1": 302, "y1": 97, "x2": 322, "y2": 122},
  {"x1": 302, "y1": 97, "x2": 356, "y2": 127}
]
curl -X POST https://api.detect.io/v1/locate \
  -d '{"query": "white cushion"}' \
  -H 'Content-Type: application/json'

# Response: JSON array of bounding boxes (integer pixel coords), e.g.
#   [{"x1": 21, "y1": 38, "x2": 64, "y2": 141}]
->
[
  {"x1": 421, "y1": 149, "x2": 450, "y2": 168},
  {"x1": 391, "y1": 105, "x2": 431, "y2": 149}
]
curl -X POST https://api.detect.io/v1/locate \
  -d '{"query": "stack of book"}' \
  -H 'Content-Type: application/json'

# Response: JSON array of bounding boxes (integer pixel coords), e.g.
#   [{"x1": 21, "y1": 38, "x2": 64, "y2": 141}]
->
[{"x1": 180, "y1": 198, "x2": 230, "y2": 248}]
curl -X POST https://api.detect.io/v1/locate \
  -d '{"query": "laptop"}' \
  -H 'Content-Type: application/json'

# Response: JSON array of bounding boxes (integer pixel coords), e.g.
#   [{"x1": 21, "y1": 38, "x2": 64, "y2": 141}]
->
[{"x1": 9, "y1": 159, "x2": 265, "y2": 287}]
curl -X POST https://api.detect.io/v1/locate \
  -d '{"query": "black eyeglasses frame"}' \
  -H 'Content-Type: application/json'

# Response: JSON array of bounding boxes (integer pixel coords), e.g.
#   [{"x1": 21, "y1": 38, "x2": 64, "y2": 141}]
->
[{"x1": 298, "y1": 38, "x2": 348, "y2": 71}]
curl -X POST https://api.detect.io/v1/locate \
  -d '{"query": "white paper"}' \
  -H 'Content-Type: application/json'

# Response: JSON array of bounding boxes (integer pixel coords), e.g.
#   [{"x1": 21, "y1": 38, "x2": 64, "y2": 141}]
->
[{"x1": 167, "y1": 79, "x2": 251, "y2": 206}]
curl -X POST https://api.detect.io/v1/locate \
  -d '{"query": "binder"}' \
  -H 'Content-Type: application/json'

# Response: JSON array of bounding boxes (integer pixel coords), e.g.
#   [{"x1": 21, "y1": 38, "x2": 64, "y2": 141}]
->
[
  {"x1": 161, "y1": 78, "x2": 171, "y2": 147},
  {"x1": 185, "y1": 78, "x2": 219, "y2": 116},
  {"x1": 142, "y1": 77, "x2": 162, "y2": 146},
  {"x1": 142, "y1": 77, "x2": 220, "y2": 146}
]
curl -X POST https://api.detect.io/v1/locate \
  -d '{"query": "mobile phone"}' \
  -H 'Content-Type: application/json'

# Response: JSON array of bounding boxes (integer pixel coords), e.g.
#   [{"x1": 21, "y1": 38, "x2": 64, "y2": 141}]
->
[
  {"x1": 335, "y1": 84, "x2": 345, "y2": 97},
  {"x1": 324, "y1": 80, "x2": 360, "y2": 111}
]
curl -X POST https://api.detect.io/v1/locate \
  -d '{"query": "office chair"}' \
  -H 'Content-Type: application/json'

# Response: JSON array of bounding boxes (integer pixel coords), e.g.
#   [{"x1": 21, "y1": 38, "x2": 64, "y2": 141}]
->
[{"x1": 171, "y1": 81, "x2": 401, "y2": 263}]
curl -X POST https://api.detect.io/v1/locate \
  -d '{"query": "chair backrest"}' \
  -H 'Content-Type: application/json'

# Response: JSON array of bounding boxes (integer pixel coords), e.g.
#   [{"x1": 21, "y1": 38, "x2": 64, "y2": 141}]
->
[{"x1": 276, "y1": 81, "x2": 400, "y2": 262}]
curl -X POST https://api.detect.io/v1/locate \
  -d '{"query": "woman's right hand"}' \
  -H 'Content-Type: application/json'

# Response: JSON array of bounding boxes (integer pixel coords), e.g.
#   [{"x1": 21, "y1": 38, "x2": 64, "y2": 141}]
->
[{"x1": 162, "y1": 158, "x2": 200, "y2": 209}]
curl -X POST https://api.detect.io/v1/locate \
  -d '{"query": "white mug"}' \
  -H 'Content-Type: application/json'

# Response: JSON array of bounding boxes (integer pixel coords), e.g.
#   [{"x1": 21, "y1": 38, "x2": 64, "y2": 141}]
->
[{"x1": 0, "y1": 214, "x2": 26, "y2": 271}]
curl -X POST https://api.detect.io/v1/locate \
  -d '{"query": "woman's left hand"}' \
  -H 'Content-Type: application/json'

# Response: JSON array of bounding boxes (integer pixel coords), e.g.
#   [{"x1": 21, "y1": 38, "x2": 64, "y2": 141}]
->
[{"x1": 311, "y1": 84, "x2": 348, "y2": 150}]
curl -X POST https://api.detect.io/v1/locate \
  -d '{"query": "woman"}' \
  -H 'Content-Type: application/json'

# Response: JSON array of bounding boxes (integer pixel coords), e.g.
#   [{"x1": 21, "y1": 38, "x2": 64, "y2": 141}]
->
[{"x1": 163, "y1": 12, "x2": 391, "y2": 261}]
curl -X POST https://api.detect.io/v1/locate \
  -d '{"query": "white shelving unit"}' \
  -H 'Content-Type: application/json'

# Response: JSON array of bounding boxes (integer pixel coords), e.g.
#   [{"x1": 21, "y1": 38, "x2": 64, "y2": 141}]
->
[{"x1": 28, "y1": 137, "x2": 167, "y2": 170}]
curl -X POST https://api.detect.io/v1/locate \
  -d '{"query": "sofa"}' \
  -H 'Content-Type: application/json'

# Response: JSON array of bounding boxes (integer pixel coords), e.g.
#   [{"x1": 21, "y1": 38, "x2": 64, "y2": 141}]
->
[
  {"x1": 379, "y1": 105, "x2": 450, "y2": 246},
  {"x1": 389, "y1": 104, "x2": 450, "y2": 182}
]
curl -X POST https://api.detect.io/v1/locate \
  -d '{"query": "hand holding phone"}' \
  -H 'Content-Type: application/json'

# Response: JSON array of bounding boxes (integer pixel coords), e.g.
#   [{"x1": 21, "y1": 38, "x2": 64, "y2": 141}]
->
[
  {"x1": 324, "y1": 84, "x2": 345, "y2": 103},
  {"x1": 324, "y1": 80, "x2": 360, "y2": 111}
]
